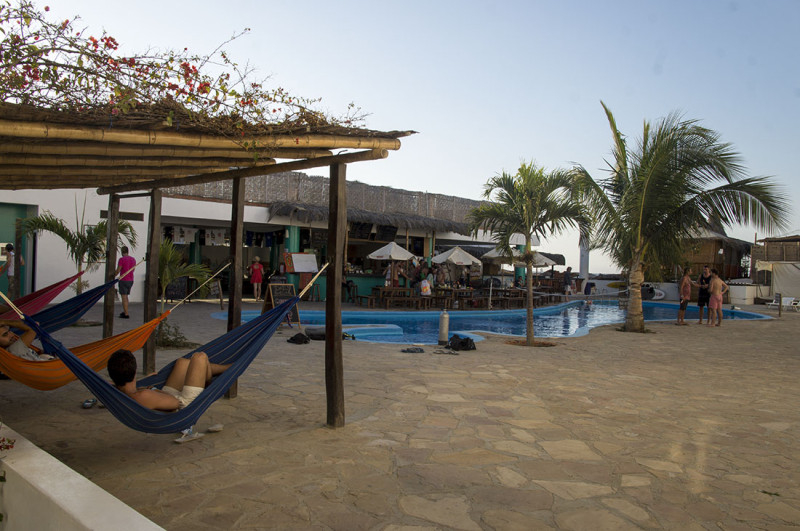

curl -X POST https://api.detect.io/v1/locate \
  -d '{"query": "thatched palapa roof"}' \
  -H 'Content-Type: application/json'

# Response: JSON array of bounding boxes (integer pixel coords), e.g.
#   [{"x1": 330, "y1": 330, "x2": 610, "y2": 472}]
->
[
  {"x1": 269, "y1": 201, "x2": 469, "y2": 234},
  {"x1": 0, "y1": 102, "x2": 414, "y2": 193}
]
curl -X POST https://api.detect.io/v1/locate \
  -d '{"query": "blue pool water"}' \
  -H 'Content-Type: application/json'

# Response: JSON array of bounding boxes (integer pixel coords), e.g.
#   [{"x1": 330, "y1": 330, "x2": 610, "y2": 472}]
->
[{"x1": 221, "y1": 300, "x2": 769, "y2": 345}]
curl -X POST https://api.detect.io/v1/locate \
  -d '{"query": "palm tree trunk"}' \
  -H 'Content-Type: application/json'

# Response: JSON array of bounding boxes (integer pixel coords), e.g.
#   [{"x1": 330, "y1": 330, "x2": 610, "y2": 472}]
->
[
  {"x1": 525, "y1": 262, "x2": 535, "y2": 346},
  {"x1": 625, "y1": 259, "x2": 646, "y2": 332},
  {"x1": 76, "y1": 259, "x2": 84, "y2": 294}
]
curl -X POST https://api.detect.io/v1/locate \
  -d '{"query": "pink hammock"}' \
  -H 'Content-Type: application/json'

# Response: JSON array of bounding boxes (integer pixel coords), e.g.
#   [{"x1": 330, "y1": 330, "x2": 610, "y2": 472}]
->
[{"x1": 0, "y1": 272, "x2": 83, "y2": 319}]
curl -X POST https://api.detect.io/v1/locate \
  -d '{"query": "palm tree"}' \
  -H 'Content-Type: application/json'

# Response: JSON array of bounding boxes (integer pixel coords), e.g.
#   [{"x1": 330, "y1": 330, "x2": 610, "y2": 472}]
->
[
  {"x1": 22, "y1": 207, "x2": 137, "y2": 294},
  {"x1": 158, "y1": 238, "x2": 211, "y2": 314},
  {"x1": 468, "y1": 162, "x2": 588, "y2": 346},
  {"x1": 156, "y1": 239, "x2": 211, "y2": 346},
  {"x1": 573, "y1": 102, "x2": 789, "y2": 332}
]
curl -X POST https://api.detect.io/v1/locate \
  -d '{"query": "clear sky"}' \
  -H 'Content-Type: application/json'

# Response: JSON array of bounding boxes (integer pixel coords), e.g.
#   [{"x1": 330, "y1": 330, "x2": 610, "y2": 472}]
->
[{"x1": 51, "y1": 0, "x2": 799, "y2": 273}]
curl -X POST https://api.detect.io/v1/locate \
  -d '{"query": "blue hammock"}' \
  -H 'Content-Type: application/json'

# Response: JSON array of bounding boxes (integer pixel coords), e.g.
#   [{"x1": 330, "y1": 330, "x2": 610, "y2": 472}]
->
[
  {"x1": 28, "y1": 297, "x2": 299, "y2": 434},
  {"x1": 31, "y1": 278, "x2": 119, "y2": 333}
]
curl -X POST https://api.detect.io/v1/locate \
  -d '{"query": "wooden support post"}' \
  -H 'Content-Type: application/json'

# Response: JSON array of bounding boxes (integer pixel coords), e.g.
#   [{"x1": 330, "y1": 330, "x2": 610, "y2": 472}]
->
[
  {"x1": 102, "y1": 194, "x2": 120, "y2": 338},
  {"x1": 12, "y1": 219, "x2": 23, "y2": 299},
  {"x1": 325, "y1": 163, "x2": 346, "y2": 427},
  {"x1": 225, "y1": 178, "x2": 245, "y2": 398},
  {"x1": 142, "y1": 189, "x2": 161, "y2": 375}
]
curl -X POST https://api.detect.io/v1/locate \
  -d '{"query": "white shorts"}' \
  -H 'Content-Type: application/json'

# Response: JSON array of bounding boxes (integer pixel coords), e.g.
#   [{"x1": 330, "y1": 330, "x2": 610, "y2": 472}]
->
[{"x1": 161, "y1": 385, "x2": 203, "y2": 409}]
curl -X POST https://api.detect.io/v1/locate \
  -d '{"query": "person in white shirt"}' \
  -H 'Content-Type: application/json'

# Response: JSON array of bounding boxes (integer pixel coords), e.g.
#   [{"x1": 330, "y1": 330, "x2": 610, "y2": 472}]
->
[{"x1": 0, "y1": 319, "x2": 53, "y2": 361}]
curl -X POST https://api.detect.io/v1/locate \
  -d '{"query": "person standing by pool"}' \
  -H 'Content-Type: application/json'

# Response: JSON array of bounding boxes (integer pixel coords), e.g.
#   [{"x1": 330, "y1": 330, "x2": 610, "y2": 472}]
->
[
  {"x1": 696, "y1": 265, "x2": 712, "y2": 324},
  {"x1": 707, "y1": 268, "x2": 729, "y2": 327},
  {"x1": 563, "y1": 266, "x2": 575, "y2": 295},
  {"x1": 676, "y1": 267, "x2": 695, "y2": 325},
  {"x1": 248, "y1": 256, "x2": 264, "y2": 301}
]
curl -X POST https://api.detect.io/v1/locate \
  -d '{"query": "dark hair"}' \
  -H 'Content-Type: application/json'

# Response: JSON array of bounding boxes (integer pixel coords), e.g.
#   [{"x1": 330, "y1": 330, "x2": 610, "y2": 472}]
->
[
  {"x1": 121, "y1": 246, "x2": 129, "y2": 254},
  {"x1": 5, "y1": 243, "x2": 13, "y2": 252},
  {"x1": 711, "y1": 268, "x2": 719, "y2": 275},
  {"x1": 107, "y1": 349, "x2": 137, "y2": 387}
]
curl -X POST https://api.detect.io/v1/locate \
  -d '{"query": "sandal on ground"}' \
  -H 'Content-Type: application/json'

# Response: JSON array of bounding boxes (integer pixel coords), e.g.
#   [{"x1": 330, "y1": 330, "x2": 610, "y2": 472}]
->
[
  {"x1": 401, "y1": 347, "x2": 425, "y2": 353},
  {"x1": 81, "y1": 398, "x2": 97, "y2": 409},
  {"x1": 433, "y1": 349, "x2": 459, "y2": 355}
]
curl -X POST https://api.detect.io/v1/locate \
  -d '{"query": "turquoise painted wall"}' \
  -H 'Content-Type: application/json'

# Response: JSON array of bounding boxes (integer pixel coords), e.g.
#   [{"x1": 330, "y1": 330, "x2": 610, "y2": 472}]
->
[{"x1": 0, "y1": 202, "x2": 32, "y2": 295}]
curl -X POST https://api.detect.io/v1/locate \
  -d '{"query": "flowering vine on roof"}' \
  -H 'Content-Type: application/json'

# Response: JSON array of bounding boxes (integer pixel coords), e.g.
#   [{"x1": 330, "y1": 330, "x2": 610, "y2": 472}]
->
[{"x1": 0, "y1": 0, "x2": 363, "y2": 135}]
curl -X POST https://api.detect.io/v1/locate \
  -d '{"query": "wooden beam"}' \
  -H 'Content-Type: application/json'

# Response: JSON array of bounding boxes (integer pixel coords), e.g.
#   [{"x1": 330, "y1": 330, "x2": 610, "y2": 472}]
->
[
  {"x1": 102, "y1": 194, "x2": 120, "y2": 338},
  {"x1": 0, "y1": 141, "x2": 333, "y2": 160},
  {"x1": 97, "y1": 149, "x2": 389, "y2": 195},
  {"x1": 142, "y1": 189, "x2": 162, "y2": 375},
  {"x1": 325, "y1": 162, "x2": 347, "y2": 428},
  {"x1": 225, "y1": 178, "x2": 245, "y2": 399},
  {"x1": 0, "y1": 154, "x2": 277, "y2": 168},
  {"x1": 0, "y1": 119, "x2": 403, "y2": 150},
  {"x1": 0, "y1": 165, "x2": 236, "y2": 177}
]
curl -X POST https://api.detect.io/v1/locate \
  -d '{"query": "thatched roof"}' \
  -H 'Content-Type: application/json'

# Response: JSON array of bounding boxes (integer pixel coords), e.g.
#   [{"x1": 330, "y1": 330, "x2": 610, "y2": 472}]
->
[
  {"x1": 268, "y1": 201, "x2": 469, "y2": 234},
  {"x1": 690, "y1": 227, "x2": 752, "y2": 253},
  {"x1": 758, "y1": 234, "x2": 800, "y2": 243},
  {"x1": 0, "y1": 102, "x2": 413, "y2": 193}
]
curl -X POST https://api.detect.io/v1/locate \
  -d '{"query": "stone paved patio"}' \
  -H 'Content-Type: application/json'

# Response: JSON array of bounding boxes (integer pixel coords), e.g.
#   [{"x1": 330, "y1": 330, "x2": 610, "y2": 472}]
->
[{"x1": 1, "y1": 299, "x2": 798, "y2": 530}]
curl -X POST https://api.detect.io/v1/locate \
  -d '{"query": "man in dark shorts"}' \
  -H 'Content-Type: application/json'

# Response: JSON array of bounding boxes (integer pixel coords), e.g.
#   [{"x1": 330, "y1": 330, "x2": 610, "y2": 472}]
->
[
  {"x1": 114, "y1": 246, "x2": 136, "y2": 319},
  {"x1": 696, "y1": 265, "x2": 711, "y2": 325}
]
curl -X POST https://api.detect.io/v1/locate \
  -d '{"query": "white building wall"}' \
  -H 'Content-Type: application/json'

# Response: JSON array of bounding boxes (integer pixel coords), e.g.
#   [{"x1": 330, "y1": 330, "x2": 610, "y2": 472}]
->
[
  {"x1": 4, "y1": 189, "x2": 150, "y2": 304},
  {"x1": 6, "y1": 190, "x2": 502, "y2": 305}
]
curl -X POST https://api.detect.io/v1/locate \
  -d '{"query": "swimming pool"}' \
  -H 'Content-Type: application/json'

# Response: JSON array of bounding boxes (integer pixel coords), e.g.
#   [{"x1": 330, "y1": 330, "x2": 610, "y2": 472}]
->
[{"x1": 222, "y1": 300, "x2": 769, "y2": 344}]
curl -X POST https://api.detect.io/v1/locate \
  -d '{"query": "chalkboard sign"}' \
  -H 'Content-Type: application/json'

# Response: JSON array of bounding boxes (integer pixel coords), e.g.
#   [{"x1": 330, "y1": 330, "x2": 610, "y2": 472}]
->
[
  {"x1": 311, "y1": 229, "x2": 328, "y2": 247},
  {"x1": 164, "y1": 276, "x2": 187, "y2": 302},
  {"x1": 207, "y1": 278, "x2": 225, "y2": 309},
  {"x1": 264, "y1": 283, "x2": 299, "y2": 325},
  {"x1": 348, "y1": 221, "x2": 373, "y2": 240},
  {"x1": 375, "y1": 224, "x2": 398, "y2": 242}
]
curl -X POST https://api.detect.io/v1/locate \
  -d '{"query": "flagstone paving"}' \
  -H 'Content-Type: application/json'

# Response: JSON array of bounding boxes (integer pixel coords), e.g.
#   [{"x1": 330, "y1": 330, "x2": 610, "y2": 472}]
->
[{"x1": 1, "y1": 300, "x2": 798, "y2": 529}]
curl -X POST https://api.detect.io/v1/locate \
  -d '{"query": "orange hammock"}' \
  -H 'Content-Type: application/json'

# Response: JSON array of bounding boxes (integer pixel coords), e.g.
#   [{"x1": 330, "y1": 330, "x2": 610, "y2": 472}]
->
[{"x1": 0, "y1": 311, "x2": 170, "y2": 391}]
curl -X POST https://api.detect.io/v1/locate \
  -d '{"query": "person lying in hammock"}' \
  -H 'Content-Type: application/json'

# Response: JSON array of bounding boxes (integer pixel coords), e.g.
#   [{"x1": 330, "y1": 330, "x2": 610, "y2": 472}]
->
[
  {"x1": 0, "y1": 319, "x2": 54, "y2": 361},
  {"x1": 107, "y1": 349, "x2": 230, "y2": 412}
]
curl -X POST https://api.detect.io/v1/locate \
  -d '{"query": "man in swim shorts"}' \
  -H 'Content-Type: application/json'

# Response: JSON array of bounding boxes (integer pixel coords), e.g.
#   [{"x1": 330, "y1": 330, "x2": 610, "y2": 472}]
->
[
  {"x1": 107, "y1": 349, "x2": 230, "y2": 411},
  {"x1": 676, "y1": 267, "x2": 695, "y2": 325},
  {"x1": 706, "y1": 268, "x2": 729, "y2": 327},
  {"x1": 696, "y1": 265, "x2": 712, "y2": 324}
]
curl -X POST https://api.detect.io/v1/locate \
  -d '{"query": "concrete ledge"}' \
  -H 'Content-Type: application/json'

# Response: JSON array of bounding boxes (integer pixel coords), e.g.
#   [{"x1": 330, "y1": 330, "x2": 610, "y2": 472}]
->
[{"x1": 0, "y1": 424, "x2": 162, "y2": 531}]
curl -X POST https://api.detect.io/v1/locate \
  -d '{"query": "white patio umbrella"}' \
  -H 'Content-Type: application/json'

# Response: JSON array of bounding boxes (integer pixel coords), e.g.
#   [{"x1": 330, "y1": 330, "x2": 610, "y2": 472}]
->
[
  {"x1": 368, "y1": 242, "x2": 415, "y2": 288},
  {"x1": 367, "y1": 242, "x2": 414, "y2": 261},
  {"x1": 432, "y1": 246, "x2": 482, "y2": 293},
  {"x1": 481, "y1": 247, "x2": 555, "y2": 268},
  {"x1": 431, "y1": 246, "x2": 481, "y2": 266}
]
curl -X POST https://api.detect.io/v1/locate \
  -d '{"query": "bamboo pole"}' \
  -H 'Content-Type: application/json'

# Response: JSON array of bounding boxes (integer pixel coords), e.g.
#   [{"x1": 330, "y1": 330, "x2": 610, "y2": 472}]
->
[
  {"x1": 0, "y1": 119, "x2": 404, "y2": 150},
  {"x1": 97, "y1": 149, "x2": 389, "y2": 195},
  {"x1": 0, "y1": 165, "x2": 235, "y2": 177},
  {"x1": 0, "y1": 154, "x2": 277, "y2": 168},
  {"x1": 0, "y1": 141, "x2": 333, "y2": 160}
]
